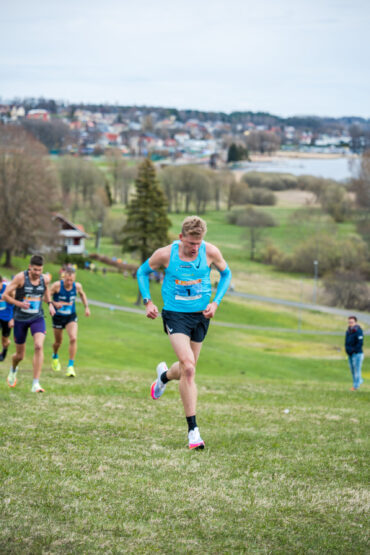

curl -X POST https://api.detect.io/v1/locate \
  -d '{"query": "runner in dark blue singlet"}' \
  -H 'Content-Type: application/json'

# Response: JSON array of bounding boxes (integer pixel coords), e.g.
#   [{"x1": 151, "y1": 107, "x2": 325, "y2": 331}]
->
[{"x1": 50, "y1": 268, "x2": 90, "y2": 377}]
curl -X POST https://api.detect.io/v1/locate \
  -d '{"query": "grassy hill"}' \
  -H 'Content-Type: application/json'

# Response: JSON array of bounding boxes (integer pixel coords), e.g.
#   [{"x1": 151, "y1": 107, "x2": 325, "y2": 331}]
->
[{"x1": 0, "y1": 249, "x2": 369, "y2": 552}]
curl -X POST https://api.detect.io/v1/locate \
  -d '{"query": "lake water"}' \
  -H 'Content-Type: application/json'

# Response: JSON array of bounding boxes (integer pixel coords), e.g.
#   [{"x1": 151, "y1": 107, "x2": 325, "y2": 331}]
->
[{"x1": 235, "y1": 156, "x2": 358, "y2": 182}]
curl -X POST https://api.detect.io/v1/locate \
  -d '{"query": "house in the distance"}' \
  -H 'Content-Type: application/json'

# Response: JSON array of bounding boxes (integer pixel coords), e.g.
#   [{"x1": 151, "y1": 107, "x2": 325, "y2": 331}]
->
[{"x1": 54, "y1": 214, "x2": 89, "y2": 255}]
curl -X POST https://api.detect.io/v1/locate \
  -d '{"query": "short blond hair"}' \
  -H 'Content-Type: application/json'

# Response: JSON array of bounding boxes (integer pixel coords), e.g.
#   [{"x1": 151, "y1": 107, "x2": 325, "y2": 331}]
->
[{"x1": 181, "y1": 216, "x2": 207, "y2": 237}]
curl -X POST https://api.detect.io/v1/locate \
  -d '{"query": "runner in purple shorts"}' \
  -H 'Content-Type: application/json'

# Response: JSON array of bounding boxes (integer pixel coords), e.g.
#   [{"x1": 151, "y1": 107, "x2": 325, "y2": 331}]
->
[{"x1": 3, "y1": 254, "x2": 55, "y2": 392}]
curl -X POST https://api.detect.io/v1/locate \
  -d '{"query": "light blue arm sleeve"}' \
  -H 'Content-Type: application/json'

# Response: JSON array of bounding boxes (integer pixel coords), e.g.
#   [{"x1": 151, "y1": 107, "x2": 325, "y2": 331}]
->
[
  {"x1": 136, "y1": 259, "x2": 154, "y2": 299},
  {"x1": 213, "y1": 265, "x2": 232, "y2": 305}
]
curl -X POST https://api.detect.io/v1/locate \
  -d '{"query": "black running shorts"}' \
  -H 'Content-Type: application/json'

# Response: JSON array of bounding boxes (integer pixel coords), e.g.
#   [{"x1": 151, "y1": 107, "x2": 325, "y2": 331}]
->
[
  {"x1": 162, "y1": 309, "x2": 210, "y2": 343},
  {"x1": 52, "y1": 312, "x2": 78, "y2": 329},
  {"x1": 0, "y1": 319, "x2": 11, "y2": 338}
]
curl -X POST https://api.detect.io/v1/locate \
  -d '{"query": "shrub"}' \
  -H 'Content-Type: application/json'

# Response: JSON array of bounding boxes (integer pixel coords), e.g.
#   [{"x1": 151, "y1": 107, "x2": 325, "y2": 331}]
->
[
  {"x1": 323, "y1": 270, "x2": 370, "y2": 310},
  {"x1": 245, "y1": 188, "x2": 276, "y2": 206},
  {"x1": 319, "y1": 183, "x2": 351, "y2": 222},
  {"x1": 55, "y1": 253, "x2": 90, "y2": 269},
  {"x1": 273, "y1": 233, "x2": 369, "y2": 276},
  {"x1": 260, "y1": 242, "x2": 284, "y2": 265},
  {"x1": 103, "y1": 215, "x2": 125, "y2": 245},
  {"x1": 242, "y1": 172, "x2": 298, "y2": 191},
  {"x1": 227, "y1": 182, "x2": 250, "y2": 208}
]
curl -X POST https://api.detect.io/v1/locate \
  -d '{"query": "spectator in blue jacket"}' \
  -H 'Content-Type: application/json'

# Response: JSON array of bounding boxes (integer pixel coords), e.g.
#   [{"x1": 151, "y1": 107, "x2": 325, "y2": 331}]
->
[{"x1": 345, "y1": 316, "x2": 364, "y2": 391}]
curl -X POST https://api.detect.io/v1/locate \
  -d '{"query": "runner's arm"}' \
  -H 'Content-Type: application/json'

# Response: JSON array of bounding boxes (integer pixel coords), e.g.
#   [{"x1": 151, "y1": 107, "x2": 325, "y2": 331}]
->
[
  {"x1": 76, "y1": 283, "x2": 90, "y2": 316},
  {"x1": 137, "y1": 247, "x2": 169, "y2": 301},
  {"x1": 203, "y1": 245, "x2": 232, "y2": 318},
  {"x1": 43, "y1": 274, "x2": 56, "y2": 316},
  {"x1": 2, "y1": 273, "x2": 28, "y2": 308},
  {"x1": 136, "y1": 247, "x2": 169, "y2": 319}
]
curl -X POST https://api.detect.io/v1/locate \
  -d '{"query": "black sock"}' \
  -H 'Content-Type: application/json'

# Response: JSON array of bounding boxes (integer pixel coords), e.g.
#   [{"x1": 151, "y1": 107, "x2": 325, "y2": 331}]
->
[
  {"x1": 2, "y1": 348, "x2": 7, "y2": 360},
  {"x1": 160, "y1": 371, "x2": 170, "y2": 384},
  {"x1": 186, "y1": 415, "x2": 197, "y2": 432}
]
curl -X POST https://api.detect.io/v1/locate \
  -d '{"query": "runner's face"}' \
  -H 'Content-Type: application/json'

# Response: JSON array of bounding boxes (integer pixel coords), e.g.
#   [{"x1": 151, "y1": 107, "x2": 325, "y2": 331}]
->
[
  {"x1": 29, "y1": 265, "x2": 43, "y2": 280},
  {"x1": 64, "y1": 274, "x2": 75, "y2": 288},
  {"x1": 180, "y1": 233, "x2": 203, "y2": 257},
  {"x1": 348, "y1": 318, "x2": 356, "y2": 328}
]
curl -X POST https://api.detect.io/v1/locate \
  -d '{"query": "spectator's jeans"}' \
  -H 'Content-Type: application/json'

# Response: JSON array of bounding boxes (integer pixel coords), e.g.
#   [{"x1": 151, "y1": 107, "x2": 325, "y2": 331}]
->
[{"x1": 347, "y1": 353, "x2": 364, "y2": 389}]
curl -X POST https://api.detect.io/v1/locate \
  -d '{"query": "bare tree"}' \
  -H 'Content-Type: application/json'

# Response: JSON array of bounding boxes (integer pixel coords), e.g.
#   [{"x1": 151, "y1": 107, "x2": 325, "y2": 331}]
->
[
  {"x1": 352, "y1": 149, "x2": 370, "y2": 209},
  {"x1": 106, "y1": 149, "x2": 136, "y2": 204},
  {"x1": 228, "y1": 207, "x2": 276, "y2": 260},
  {"x1": 22, "y1": 119, "x2": 72, "y2": 151},
  {"x1": 57, "y1": 156, "x2": 105, "y2": 218},
  {"x1": 244, "y1": 130, "x2": 280, "y2": 154},
  {"x1": 352, "y1": 150, "x2": 370, "y2": 253},
  {"x1": 0, "y1": 126, "x2": 59, "y2": 266},
  {"x1": 213, "y1": 170, "x2": 235, "y2": 211}
]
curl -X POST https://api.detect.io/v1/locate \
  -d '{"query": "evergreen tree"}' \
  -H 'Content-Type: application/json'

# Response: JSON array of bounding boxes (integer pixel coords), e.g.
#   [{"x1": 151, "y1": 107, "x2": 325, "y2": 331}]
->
[
  {"x1": 227, "y1": 143, "x2": 239, "y2": 163},
  {"x1": 227, "y1": 142, "x2": 249, "y2": 163},
  {"x1": 122, "y1": 158, "x2": 171, "y2": 266}
]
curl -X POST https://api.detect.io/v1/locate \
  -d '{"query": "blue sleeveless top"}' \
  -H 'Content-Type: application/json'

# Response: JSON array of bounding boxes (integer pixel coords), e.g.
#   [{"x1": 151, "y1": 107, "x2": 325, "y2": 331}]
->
[
  {"x1": 53, "y1": 280, "x2": 77, "y2": 316},
  {"x1": 162, "y1": 240, "x2": 212, "y2": 312},
  {"x1": 0, "y1": 282, "x2": 14, "y2": 322}
]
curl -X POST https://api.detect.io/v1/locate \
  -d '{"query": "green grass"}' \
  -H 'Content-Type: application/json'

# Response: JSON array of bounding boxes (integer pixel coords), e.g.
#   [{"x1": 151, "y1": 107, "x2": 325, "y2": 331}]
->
[
  {"x1": 0, "y1": 294, "x2": 369, "y2": 553},
  {"x1": 0, "y1": 204, "x2": 368, "y2": 552}
]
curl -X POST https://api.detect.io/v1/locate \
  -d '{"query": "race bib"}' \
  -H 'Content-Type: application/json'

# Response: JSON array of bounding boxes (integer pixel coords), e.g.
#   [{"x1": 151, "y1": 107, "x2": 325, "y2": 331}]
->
[
  {"x1": 175, "y1": 279, "x2": 202, "y2": 301},
  {"x1": 57, "y1": 303, "x2": 73, "y2": 315},
  {"x1": 21, "y1": 295, "x2": 41, "y2": 314},
  {"x1": 0, "y1": 301, "x2": 6, "y2": 311}
]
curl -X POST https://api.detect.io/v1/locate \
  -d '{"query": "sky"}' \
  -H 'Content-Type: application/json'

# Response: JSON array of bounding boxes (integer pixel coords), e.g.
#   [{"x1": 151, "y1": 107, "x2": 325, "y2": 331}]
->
[{"x1": 1, "y1": 0, "x2": 369, "y2": 118}]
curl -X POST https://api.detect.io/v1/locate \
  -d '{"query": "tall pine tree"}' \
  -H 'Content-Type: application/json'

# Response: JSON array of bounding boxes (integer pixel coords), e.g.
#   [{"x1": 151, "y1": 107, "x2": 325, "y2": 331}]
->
[{"x1": 122, "y1": 158, "x2": 171, "y2": 299}]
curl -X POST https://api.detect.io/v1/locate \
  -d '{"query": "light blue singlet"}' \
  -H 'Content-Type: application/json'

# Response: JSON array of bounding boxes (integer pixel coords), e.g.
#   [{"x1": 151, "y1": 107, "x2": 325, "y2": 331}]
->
[{"x1": 161, "y1": 240, "x2": 212, "y2": 312}]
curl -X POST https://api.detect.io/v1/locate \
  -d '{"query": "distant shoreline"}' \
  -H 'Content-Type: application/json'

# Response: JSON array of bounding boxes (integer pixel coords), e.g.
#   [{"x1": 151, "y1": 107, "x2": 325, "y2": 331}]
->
[{"x1": 250, "y1": 151, "x2": 357, "y2": 162}]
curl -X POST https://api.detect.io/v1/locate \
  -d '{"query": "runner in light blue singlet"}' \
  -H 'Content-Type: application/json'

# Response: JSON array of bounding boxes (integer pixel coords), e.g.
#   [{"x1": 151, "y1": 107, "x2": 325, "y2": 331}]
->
[
  {"x1": 136, "y1": 216, "x2": 232, "y2": 450},
  {"x1": 161, "y1": 240, "x2": 212, "y2": 313}
]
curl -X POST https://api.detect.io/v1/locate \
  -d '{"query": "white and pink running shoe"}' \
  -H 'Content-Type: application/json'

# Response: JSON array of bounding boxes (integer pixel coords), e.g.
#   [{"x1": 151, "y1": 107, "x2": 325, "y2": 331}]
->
[
  {"x1": 188, "y1": 427, "x2": 205, "y2": 450},
  {"x1": 150, "y1": 362, "x2": 168, "y2": 400}
]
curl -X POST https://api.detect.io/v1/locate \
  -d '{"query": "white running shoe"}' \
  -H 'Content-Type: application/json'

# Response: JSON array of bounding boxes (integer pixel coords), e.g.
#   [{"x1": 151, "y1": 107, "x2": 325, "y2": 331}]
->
[
  {"x1": 188, "y1": 427, "x2": 205, "y2": 450},
  {"x1": 7, "y1": 368, "x2": 18, "y2": 388},
  {"x1": 31, "y1": 382, "x2": 45, "y2": 393},
  {"x1": 150, "y1": 362, "x2": 168, "y2": 400}
]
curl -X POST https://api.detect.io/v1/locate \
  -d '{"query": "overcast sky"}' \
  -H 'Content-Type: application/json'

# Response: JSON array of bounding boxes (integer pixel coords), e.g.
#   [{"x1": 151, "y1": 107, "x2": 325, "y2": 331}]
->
[{"x1": 1, "y1": 0, "x2": 369, "y2": 117}]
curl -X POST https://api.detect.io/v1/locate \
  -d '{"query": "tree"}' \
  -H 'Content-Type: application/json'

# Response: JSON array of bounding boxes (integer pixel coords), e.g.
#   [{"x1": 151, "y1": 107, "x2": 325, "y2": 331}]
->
[
  {"x1": 22, "y1": 119, "x2": 72, "y2": 151},
  {"x1": 352, "y1": 150, "x2": 370, "y2": 210},
  {"x1": 106, "y1": 148, "x2": 137, "y2": 204},
  {"x1": 192, "y1": 169, "x2": 212, "y2": 213},
  {"x1": 57, "y1": 156, "x2": 105, "y2": 218},
  {"x1": 0, "y1": 126, "x2": 59, "y2": 266},
  {"x1": 228, "y1": 207, "x2": 276, "y2": 260},
  {"x1": 227, "y1": 143, "x2": 249, "y2": 163},
  {"x1": 212, "y1": 170, "x2": 235, "y2": 211},
  {"x1": 159, "y1": 166, "x2": 181, "y2": 213},
  {"x1": 244, "y1": 130, "x2": 280, "y2": 154},
  {"x1": 351, "y1": 150, "x2": 370, "y2": 254},
  {"x1": 122, "y1": 158, "x2": 171, "y2": 302},
  {"x1": 349, "y1": 123, "x2": 363, "y2": 153}
]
